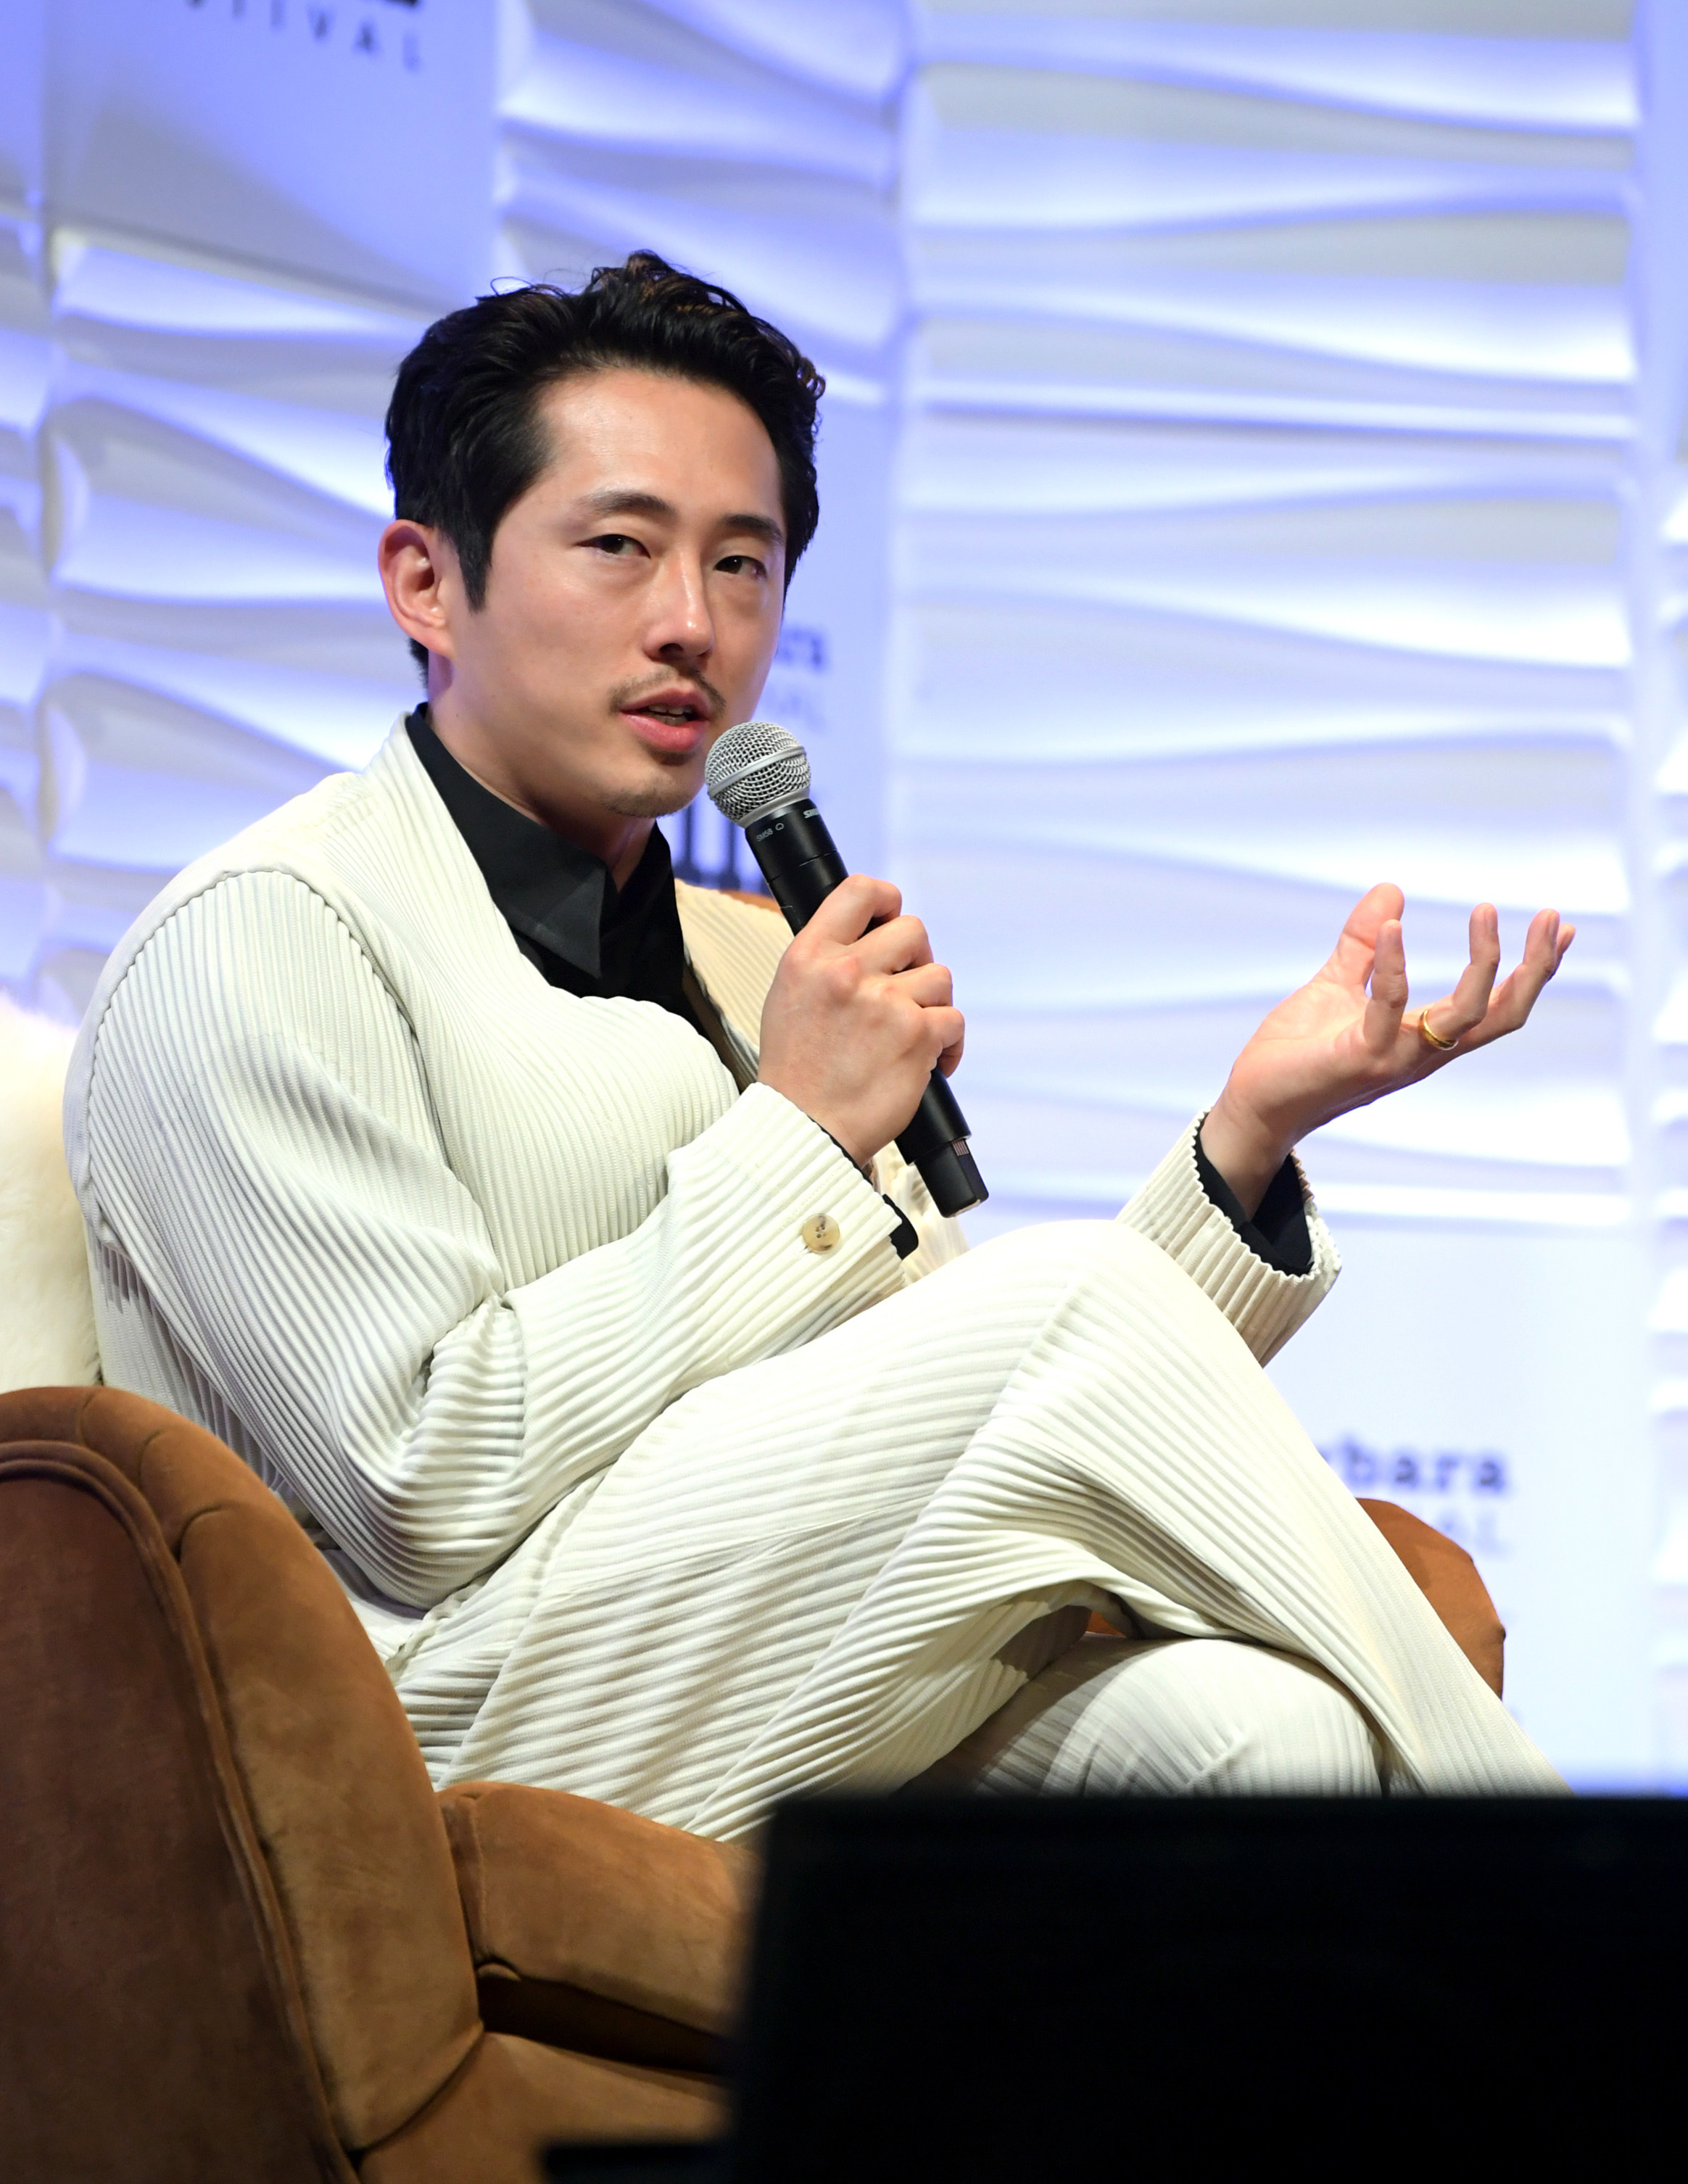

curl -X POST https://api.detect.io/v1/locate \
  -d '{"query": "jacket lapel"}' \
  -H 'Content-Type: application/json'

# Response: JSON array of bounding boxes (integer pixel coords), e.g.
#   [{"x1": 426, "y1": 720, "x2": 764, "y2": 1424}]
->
[{"x1": 674, "y1": 885, "x2": 787, "y2": 1085}]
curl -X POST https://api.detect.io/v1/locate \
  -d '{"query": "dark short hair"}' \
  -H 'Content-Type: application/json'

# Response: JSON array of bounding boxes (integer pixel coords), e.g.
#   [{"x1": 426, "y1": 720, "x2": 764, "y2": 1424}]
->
[{"x1": 385, "y1": 253, "x2": 825, "y2": 674}]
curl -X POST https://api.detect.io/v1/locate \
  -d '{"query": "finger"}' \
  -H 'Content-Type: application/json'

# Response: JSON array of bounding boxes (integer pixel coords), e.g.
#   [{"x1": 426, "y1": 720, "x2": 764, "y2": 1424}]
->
[
  {"x1": 851, "y1": 913, "x2": 935, "y2": 975},
  {"x1": 1438, "y1": 902, "x2": 1503, "y2": 1037},
  {"x1": 1325, "y1": 882, "x2": 1406, "y2": 988},
  {"x1": 918, "y1": 1005, "x2": 966, "y2": 1071},
  {"x1": 1497, "y1": 907, "x2": 1563, "y2": 1025},
  {"x1": 889, "y1": 959, "x2": 953, "y2": 1010},
  {"x1": 1463, "y1": 909, "x2": 1565, "y2": 1046},
  {"x1": 803, "y1": 873, "x2": 903, "y2": 946},
  {"x1": 1360, "y1": 917, "x2": 1408, "y2": 1053}
]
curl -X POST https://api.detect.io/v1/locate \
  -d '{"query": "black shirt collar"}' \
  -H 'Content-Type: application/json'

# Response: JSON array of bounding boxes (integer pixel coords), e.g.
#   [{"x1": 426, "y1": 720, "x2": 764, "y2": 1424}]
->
[
  {"x1": 408, "y1": 703, "x2": 609, "y2": 977},
  {"x1": 406, "y1": 705, "x2": 692, "y2": 1022}
]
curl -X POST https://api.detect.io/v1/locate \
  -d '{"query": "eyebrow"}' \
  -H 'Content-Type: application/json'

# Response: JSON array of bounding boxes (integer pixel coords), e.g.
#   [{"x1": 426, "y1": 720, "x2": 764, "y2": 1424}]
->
[{"x1": 577, "y1": 487, "x2": 785, "y2": 547}]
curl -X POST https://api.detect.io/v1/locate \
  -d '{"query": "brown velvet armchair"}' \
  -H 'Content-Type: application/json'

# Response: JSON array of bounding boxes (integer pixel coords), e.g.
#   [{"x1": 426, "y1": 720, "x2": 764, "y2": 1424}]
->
[
  {"x1": 1, "y1": 1384, "x2": 1505, "y2": 2183},
  {"x1": 0, "y1": 1386, "x2": 749, "y2": 2184}
]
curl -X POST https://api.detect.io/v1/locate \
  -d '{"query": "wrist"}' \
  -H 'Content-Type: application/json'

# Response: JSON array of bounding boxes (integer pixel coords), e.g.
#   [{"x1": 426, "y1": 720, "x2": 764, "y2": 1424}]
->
[
  {"x1": 756, "y1": 1071, "x2": 876, "y2": 1172},
  {"x1": 1199, "y1": 1093, "x2": 1291, "y2": 1222},
  {"x1": 816, "y1": 1122, "x2": 873, "y2": 1180}
]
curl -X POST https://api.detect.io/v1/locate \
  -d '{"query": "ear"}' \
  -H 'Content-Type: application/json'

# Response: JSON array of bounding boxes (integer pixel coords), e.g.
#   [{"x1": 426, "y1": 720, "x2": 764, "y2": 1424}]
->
[{"x1": 379, "y1": 519, "x2": 460, "y2": 663}]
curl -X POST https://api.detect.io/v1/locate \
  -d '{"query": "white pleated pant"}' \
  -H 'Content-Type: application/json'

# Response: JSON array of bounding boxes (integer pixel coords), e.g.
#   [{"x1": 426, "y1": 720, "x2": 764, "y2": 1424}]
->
[
  {"x1": 919, "y1": 1623, "x2": 1383, "y2": 1797},
  {"x1": 393, "y1": 1219, "x2": 1560, "y2": 1837}
]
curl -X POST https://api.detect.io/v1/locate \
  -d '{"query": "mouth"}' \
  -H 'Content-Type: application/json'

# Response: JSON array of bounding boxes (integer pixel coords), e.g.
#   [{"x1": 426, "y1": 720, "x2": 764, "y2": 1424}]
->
[{"x1": 620, "y1": 690, "x2": 714, "y2": 756}]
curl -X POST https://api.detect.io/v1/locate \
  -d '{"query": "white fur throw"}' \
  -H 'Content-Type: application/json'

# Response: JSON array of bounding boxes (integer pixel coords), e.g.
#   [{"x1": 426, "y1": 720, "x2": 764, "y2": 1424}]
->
[{"x1": 1, "y1": 996, "x2": 99, "y2": 1391}]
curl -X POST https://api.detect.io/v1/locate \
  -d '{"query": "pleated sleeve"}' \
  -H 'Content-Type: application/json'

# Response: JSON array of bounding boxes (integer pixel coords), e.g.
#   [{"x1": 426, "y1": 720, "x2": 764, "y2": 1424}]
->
[
  {"x1": 1118, "y1": 1117, "x2": 1339, "y2": 1365},
  {"x1": 78, "y1": 871, "x2": 908, "y2": 1607}
]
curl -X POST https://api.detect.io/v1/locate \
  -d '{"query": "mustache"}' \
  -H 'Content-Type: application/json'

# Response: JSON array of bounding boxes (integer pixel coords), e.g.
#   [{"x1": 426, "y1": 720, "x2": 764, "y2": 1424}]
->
[{"x1": 610, "y1": 672, "x2": 725, "y2": 719}]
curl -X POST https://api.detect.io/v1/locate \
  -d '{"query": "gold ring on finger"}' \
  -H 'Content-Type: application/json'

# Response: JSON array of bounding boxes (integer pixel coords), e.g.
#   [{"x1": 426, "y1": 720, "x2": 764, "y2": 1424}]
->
[{"x1": 1416, "y1": 1007, "x2": 1457, "y2": 1052}]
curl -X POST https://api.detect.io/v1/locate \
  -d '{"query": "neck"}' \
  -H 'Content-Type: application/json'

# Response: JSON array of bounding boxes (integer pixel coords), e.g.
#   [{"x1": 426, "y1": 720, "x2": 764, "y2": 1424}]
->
[{"x1": 426, "y1": 692, "x2": 654, "y2": 891}]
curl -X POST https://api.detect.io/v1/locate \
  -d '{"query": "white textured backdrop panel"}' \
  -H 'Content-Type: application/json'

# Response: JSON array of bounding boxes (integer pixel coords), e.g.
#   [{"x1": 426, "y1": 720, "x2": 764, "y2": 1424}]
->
[
  {"x1": 0, "y1": 1, "x2": 495, "y2": 1022},
  {"x1": 46, "y1": 1, "x2": 495, "y2": 309},
  {"x1": 892, "y1": 0, "x2": 1687, "y2": 1782},
  {"x1": 897, "y1": 3, "x2": 1637, "y2": 1224},
  {"x1": 28, "y1": 235, "x2": 424, "y2": 1019}
]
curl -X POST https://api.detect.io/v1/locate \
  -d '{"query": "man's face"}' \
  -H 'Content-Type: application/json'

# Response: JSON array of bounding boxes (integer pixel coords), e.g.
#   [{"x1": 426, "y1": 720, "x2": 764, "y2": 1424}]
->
[{"x1": 392, "y1": 366, "x2": 788, "y2": 830}]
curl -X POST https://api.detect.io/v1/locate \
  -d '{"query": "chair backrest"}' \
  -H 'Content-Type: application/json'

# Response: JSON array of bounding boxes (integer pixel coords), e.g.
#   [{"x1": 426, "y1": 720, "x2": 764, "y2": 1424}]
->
[
  {"x1": 0, "y1": 998, "x2": 98, "y2": 1391},
  {"x1": 0, "y1": 1418, "x2": 348, "y2": 2182},
  {"x1": 0, "y1": 1386, "x2": 482, "y2": 2174}
]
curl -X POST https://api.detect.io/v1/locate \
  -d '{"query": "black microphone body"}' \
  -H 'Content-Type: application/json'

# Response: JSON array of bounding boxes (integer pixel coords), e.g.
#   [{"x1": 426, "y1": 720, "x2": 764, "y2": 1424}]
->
[{"x1": 744, "y1": 798, "x2": 988, "y2": 1218}]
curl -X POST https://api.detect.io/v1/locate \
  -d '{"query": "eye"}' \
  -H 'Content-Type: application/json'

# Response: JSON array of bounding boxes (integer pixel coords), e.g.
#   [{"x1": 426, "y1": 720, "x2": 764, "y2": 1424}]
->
[
  {"x1": 586, "y1": 532, "x2": 646, "y2": 558},
  {"x1": 716, "y1": 553, "x2": 767, "y2": 578}
]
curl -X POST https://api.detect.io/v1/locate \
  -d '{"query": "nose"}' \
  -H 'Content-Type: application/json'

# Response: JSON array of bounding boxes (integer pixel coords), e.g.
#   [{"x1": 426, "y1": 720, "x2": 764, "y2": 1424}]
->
[{"x1": 645, "y1": 550, "x2": 714, "y2": 666}]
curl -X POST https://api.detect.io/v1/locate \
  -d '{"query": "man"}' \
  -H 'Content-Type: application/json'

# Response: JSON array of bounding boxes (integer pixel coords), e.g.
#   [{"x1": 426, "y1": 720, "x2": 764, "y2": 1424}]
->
[{"x1": 66, "y1": 256, "x2": 1573, "y2": 1835}]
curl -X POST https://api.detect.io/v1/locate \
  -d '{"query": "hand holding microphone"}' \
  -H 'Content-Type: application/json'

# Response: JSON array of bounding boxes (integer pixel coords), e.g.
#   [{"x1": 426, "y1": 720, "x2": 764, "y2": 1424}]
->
[
  {"x1": 757, "y1": 874, "x2": 962, "y2": 1172},
  {"x1": 706, "y1": 721, "x2": 988, "y2": 1217}
]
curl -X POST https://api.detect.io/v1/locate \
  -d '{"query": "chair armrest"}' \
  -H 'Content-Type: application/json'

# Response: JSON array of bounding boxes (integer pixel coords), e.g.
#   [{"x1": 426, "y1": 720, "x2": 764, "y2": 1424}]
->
[
  {"x1": 1357, "y1": 1498, "x2": 1505, "y2": 1697},
  {"x1": 438, "y1": 1782, "x2": 756, "y2": 2050}
]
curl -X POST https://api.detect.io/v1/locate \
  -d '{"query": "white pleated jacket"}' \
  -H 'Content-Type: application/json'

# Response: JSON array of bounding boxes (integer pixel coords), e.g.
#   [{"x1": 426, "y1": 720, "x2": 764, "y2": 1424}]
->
[{"x1": 65, "y1": 721, "x2": 1339, "y2": 1637}]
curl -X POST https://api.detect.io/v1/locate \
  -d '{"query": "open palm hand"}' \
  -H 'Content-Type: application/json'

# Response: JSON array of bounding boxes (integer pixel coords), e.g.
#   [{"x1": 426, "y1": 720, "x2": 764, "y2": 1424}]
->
[{"x1": 1199, "y1": 883, "x2": 1574, "y2": 1216}]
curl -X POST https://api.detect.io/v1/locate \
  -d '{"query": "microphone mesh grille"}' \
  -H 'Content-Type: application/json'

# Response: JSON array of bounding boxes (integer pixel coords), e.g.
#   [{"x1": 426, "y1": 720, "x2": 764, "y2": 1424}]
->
[{"x1": 705, "y1": 719, "x2": 811, "y2": 825}]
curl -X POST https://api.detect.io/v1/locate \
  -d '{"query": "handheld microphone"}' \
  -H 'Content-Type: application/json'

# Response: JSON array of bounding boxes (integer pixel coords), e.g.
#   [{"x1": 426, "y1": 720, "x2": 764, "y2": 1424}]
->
[{"x1": 705, "y1": 720, "x2": 988, "y2": 1218}]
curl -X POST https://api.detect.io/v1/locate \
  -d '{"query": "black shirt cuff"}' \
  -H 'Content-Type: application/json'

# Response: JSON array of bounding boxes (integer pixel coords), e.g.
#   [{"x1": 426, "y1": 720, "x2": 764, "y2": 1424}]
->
[
  {"x1": 816, "y1": 1125, "x2": 919, "y2": 1260},
  {"x1": 1194, "y1": 1128, "x2": 1314, "y2": 1278}
]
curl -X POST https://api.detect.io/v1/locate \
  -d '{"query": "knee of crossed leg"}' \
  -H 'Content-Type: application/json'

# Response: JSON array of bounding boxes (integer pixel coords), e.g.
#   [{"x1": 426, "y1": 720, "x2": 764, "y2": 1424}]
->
[{"x1": 1186, "y1": 1643, "x2": 1383, "y2": 1797}]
